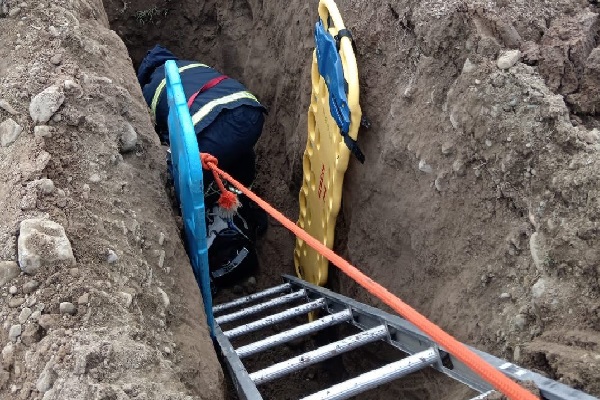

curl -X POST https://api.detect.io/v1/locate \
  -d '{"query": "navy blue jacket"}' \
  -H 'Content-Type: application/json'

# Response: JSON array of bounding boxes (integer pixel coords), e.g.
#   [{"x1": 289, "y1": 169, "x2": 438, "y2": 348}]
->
[{"x1": 137, "y1": 45, "x2": 265, "y2": 142}]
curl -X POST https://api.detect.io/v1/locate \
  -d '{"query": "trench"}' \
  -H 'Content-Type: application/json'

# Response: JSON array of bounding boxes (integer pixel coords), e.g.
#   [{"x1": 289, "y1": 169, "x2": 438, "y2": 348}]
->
[
  {"x1": 97, "y1": 1, "x2": 482, "y2": 399},
  {"x1": 0, "y1": 0, "x2": 597, "y2": 397}
]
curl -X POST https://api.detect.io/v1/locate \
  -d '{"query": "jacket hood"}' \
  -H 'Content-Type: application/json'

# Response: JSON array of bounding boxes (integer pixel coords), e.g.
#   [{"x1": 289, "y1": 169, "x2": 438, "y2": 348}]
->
[{"x1": 137, "y1": 45, "x2": 179, "y2": 87}]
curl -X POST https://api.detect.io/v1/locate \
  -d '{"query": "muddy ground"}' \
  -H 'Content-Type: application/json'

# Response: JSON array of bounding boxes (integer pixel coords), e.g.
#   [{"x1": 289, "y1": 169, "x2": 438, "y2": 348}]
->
[{"x1": 1, "y1": 0, "x2": 600, "y2": 399}]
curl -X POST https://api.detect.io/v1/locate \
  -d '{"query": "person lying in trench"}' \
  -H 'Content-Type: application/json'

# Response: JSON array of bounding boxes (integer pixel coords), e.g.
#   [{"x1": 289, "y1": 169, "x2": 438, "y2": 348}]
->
[{"x1": 137, "y1": 44, "x2": 267, "y2": 290}]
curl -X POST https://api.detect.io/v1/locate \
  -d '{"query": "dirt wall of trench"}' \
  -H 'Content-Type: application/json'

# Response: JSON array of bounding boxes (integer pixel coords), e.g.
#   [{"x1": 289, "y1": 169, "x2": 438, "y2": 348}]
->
[
  {"x1": 105, "y1": 0, "x2": 600, "y2": 396},
  {"x1": 0, "y1": 0, "x2": 224, "y2": 398}
]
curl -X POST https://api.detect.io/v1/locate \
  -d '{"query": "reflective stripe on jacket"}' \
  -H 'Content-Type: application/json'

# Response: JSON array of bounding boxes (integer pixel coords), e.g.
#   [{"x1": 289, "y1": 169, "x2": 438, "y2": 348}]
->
[{"x1": 141, "y1": 58, "x2": 265, "y2": 142}]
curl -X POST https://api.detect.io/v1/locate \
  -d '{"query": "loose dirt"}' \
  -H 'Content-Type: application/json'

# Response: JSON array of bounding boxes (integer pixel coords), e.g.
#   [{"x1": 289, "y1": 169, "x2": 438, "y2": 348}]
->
[
  {"x1": 106, "y1": 0, "x2": 600, "y2": 397},
  {"x1": 0, "y1": 0, "x2": 223, "y2": 399}
]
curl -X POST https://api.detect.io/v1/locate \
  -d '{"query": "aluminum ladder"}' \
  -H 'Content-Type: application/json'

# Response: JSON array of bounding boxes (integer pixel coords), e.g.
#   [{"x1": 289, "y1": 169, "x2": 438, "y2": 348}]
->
[{"x1": 213, "y1": 274, "x2": 598, "y2": 400}]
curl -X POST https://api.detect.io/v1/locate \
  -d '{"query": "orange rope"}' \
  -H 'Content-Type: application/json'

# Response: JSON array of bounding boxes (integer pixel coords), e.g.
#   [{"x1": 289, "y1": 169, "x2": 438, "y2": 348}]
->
[
  {"x1": 201, "y1": 153, "x2": 239, "y2": 211},
  {"x1": 201, "y1": 153, "x2": 539, "y2": 400}
]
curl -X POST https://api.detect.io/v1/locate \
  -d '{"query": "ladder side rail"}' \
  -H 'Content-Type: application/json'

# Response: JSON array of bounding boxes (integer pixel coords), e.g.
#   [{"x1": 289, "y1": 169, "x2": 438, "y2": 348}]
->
[
  {"x1": 471, "y1": 349, "x2": 600, "y2": 400},
  {"x1": 283, "y1": 274, "x2": 600, "y2": 400},
  {"x1": 215, "y1": 325, "x2": 263, "y2": 400}
]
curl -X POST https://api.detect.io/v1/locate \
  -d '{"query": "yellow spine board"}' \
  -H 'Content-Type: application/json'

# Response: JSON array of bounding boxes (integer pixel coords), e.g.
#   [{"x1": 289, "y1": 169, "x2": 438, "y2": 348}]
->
[{"x1": 294, "y1": 0, "x2": 361, "y2": 286}]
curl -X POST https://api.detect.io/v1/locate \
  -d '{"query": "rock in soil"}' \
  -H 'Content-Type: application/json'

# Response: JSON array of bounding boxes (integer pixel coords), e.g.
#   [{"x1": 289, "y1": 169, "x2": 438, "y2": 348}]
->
[
  {"x1": 29, "y1": 86, "x2": 65, "y2": 124},
  {"x1": 0, "y1": 261, "x2": 20, "y2": 286},
  {"x1": 17, "y1": 218, "x2": 75, "y2": 275}
]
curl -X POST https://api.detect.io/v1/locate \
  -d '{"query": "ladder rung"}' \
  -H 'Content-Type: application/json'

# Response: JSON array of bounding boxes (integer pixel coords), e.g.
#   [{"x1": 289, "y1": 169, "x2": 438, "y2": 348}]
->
[
  {"x1": 236, "y1": 309, "x2": 353, "y2": 359},
  {"x1": 213, "y1": 283, "x2": 292, "y2": 314},
  {"x1": 249, "y1": 325, "x2": 388, "y2": 385},
  {"x1": 469, "y1": 391, "x2": 495, "y2": 400},
  {"x1": 224, "y1": 298, "x2": 327, "y2": 339},
  {"x1": 216, "y1": 289, "x2": 306, "y2": 325},
  {"x1": 299, "y1": 348, "x2": 438, "y2": 400}
]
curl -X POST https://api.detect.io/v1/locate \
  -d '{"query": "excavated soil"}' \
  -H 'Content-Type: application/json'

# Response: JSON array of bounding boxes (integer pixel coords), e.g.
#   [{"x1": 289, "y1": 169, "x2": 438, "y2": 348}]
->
[
  {"x1": 106, "y1": 0, "x2": 600, "y2": 398},
  {"x1": 0, "y1": 0, "x2": 223, "y2": 399},
  {"x1": 1, "y1": 0, "x2": 600, "y2": 399}
]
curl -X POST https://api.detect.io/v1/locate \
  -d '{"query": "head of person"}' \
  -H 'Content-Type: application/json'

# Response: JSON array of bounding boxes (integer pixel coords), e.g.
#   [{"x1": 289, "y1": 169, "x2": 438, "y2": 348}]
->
[{"x1": 137, "y1": 45, "x2": 179, "y2": 88}]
